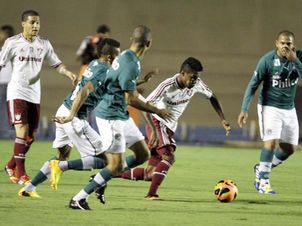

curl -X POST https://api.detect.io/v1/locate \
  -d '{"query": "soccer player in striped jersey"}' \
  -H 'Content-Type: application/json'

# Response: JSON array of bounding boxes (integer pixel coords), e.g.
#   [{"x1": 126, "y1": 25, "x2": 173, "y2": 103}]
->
[
  {"x1": 18, "y1": 38, "x2": 121, "y2": 198},
  {"x1": 121, "y1": 57, "x2": 231, "y2": 200},
  {"x1": 238, "y1": 30, "x2": 302, "y2": 194},
  {"x1": 0, "y1": 10, "x2": 77, "y2": 185}
]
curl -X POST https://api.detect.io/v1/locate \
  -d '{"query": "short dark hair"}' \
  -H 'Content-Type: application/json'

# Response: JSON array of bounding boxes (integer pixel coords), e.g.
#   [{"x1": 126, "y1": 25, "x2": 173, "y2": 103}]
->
[
  {"x1": 1, "y1": 25, "x2": 15, "y2": 37},
  {"x1": 131, "y1": 25, "x2": 152, "y2": 47},
  {"x1": 97, "y1": 24, "x2": 110, "y2": 34},
  {"x1": 97, "y1": 38, "x2": 120, "y2": 57},
  {"x1": 21, "y1": 10, "x2": 39, "y2": 22},
  {"x1": 180, "y1": 57, "x2": 203, "y2": 72},
  {"x1": 277, "y1": 30, "x2": 295, "y2": 40}
]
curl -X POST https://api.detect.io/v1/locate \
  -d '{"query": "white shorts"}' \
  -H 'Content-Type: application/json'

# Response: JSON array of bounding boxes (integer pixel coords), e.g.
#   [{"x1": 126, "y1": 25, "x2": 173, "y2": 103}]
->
[
  {"x1": 257, "y1": 104, "x2": 299, "y2": 145},
  {"x1": 52, "y1": 105, "x2": 108, "y2": 157},
  {"x1": 96, "y1": 117, "x2": 145, "y2": 154}
]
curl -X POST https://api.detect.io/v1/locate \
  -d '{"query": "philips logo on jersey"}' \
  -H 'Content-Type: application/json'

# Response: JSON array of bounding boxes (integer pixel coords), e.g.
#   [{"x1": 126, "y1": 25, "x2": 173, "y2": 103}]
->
[
  {"x1": 19, "y1": 56, "x2": 42, "y2": 62},
  {"x1": 272, "y1": 77, "x2": 298, "y2": 88}
]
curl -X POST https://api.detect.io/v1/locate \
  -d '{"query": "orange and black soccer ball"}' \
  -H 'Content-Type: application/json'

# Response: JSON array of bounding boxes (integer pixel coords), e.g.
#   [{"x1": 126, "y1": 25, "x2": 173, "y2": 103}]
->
[{"x1": 214, "y1": 179, "x2": 238, "y2": 202}]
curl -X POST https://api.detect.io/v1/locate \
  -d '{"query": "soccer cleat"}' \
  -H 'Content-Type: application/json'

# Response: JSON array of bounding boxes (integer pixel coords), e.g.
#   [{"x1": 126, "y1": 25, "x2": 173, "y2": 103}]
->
[
  {"x1": 144, "y1": 194, "x2": 162, "y2": 200},
  {"x1": 258, "y1": 181, "x2": 276, "y2": 195},
  {"x1": 95, "y1": 183, "x2": 107, "y2": 204},
  {"x1": 49, "y1": 160, "x2": 63, "y2": 191},
  {"x1": 254, "y1": 163, "x2": 260, "y2": 191},
  {"x1": 69, "y1": 199, "x2": 91, "y2": 210},
  {"x1": 18, "y1": 175, "x2": 31, "y2": 185},
  {"x1": 18, "y1": 187, "x2": 41, "y2": 198},
  {"x1": 4, "y1": 165, "x2": 19, "y2": 184}
]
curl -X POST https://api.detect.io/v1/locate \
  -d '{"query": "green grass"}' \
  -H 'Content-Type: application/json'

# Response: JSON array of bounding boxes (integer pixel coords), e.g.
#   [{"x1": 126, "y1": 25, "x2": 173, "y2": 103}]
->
[{"x1": 1, "y1": 140, "x2": 302, "y2": 226}]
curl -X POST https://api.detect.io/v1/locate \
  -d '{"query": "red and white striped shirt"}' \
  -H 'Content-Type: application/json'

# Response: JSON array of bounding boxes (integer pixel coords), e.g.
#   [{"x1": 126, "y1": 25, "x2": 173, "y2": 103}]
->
[{"x1": 147, "y1": 73, "x2": 213, "y2": 132}]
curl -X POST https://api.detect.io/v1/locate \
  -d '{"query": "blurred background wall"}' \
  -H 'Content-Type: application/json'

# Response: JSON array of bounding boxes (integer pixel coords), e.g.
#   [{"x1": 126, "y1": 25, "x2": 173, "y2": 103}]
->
[{"x1": 1, "y1": 0, "x2": 302, "y2": 131}]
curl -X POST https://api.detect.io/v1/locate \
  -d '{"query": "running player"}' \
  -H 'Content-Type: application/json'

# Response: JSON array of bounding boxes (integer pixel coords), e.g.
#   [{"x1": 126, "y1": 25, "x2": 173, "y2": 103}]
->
[
  {"x1": 121, "y1": 57, "x2": 231, "y2": 200},
  {"x1": 238, "y1": 30, "x2": 302, "y2": 194}
]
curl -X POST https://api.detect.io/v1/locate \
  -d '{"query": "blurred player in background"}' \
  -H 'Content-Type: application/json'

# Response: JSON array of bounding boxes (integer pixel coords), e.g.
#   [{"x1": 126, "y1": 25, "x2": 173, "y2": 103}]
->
[
  {"x1": 18, "y1": 38, "x2": 121, "y2": 198},
  {"x1": 238, "y1": 30, "x2": 302, "y2": 194},
  {"x1": 76, "y1": 24, "x2": 110, "y2": 76},
  {"x1": 121, "y1": 57, "x2": 231, "y2": 200},
  {"x1": 0, "y1": 10, "x2": 77, "y2": 185},
  {"x1": 0, "y1": 25, "x2": 15, "y2": 137},
  {"x1": 53, "y1": 25, "x2": 173, "y2": 210}
]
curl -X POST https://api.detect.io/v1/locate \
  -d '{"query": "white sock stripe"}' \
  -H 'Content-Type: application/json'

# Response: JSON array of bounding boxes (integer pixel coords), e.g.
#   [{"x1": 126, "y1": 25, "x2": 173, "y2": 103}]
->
[
  {"x1": 94, "y1": 173, "x2": 106, "y2": 185},
  {"x1": 259, "y1": 162, "x2": 272, "y2": 172},
  {"x1": 162, "y1": 160, "x2": 171, "y2": 167},
  {"x1": 130, "y1": 168, "x2": 134, "y2": 180},
  {"x1": 154, "y1": 172, "x2": 167, "y2": 177},
  {"x1": 14, "y1": 156, "x2": 26, "y2": 159},
  {"x1": 15, "y1": 137, "x2": 27, "y2": 144}
]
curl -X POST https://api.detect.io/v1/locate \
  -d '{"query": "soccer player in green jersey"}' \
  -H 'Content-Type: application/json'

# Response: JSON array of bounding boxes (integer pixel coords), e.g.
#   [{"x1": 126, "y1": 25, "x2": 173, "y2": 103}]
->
[
  {"x1": 53, "y1": 25, "x2": 173, "y2": 210},
  {"x1": 238, "y1": 30, "x2": 302, "y2": 194},
  {"x1": 18, "y1": 38, "x2": 121, "y2": 198}
]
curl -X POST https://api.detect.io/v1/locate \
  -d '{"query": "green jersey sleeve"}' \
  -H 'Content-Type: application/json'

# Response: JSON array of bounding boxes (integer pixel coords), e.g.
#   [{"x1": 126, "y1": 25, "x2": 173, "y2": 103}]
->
[
  {"x1": 241, "y1": 57, "x2": 266, "y2": 112},
  {"x1": 119, "y1": 62, "x2": 138, "y2": 91}
]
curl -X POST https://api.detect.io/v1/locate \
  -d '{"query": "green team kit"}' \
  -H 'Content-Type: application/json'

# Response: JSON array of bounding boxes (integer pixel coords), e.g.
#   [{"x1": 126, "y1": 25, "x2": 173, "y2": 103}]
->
[
  {"x1": 241, "y1": 50, "x2": 302, "y2": 111},
  {"x1": 63, "y1": 59, "x2": 109, "y2": 119},
  {"x1": 95, "y1": 49, "x2": 141, "y2": 120}
]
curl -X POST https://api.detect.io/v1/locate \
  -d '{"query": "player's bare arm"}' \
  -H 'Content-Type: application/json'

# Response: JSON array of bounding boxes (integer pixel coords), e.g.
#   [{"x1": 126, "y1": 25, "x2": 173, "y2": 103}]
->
[
  {"x1": 237, "y1": 111, "x2": 248, "y2": 128},
  {"x1": 125, "y1": 90, "x2": 173, "y2": 121},
  {"x1": 53, "y1": 81, "x2": 94, "y2": 124},
  {"x1": 56, "y1": 64, "x2": 78, "y2": 86},
  {"x1": 209, "y1": 94, "x2": 231, "y2": 136},
  {"x1": 136, "y1": 68, "x2": 159, "y2": 86},
  {"x1": 142, "y1": 112, "x2": 159, "y2": 148}
]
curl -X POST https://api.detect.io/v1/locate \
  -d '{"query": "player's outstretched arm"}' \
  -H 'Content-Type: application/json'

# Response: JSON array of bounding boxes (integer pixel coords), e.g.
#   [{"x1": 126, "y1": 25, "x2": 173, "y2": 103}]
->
[
  {"x1": 53, "y1": 81, "x2": 94, "y2": 124},
  {"x1": 136, "y1": 69, "x2": 159, "y2": 86},
  {"x1": 56, "y1": 64, "x2": 78, "y2": 86},
  {"x1": 209, "y1": 94, "x2": 231, "y2": 136},
  {"x1": 125, "y1": 90, "x2": 173, "y2": 121}
]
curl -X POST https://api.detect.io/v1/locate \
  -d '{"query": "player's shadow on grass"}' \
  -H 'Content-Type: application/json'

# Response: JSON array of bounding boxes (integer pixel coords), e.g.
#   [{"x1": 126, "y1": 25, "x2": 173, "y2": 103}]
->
[{"x1": 235, "y1": 199, "x2": 302, "y2": 206}]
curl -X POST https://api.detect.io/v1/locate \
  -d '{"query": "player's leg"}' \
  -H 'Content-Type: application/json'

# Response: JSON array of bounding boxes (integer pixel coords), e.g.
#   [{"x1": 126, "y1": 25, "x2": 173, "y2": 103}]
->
[
  {"x1": 5, "y1": 99, "x2": 36, "y2": 184},
  {"x1": 19, "y1": 145, "x2": 72, "y2": 198},
  {"x1": 49, "y1": 105, "x2": 107, "y2": 190},
  {"x1": 19, "y1": 105, "x2": 73, "y2": 196},
  {"x1": 256, "y1": 105, "x2": 281, "y2": 194},
  {"x1": 121, "y1": 148, "x2": 159, "y2": 181},
  {"x1": 145, "y1": 145, "x2": 175, "y2": 200},
  {"x1": 69, "y1": 119, "x2": 126, "y2": 210},
  {"x1": 272, "y1": 108, "x2": 298, "y2": 168}
]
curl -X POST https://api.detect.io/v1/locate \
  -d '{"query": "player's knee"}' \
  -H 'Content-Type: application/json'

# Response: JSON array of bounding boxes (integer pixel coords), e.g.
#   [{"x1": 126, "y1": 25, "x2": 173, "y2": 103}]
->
[
  {"x1": 162, "y1": 153, "x2": 175, "y2": 165},
  {"x1": 57, "y1": 145, "x2": 72, "y2": 160}
]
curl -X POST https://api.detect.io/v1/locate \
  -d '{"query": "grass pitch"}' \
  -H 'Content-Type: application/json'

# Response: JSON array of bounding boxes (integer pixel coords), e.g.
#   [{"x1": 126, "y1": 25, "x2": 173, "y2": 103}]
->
[{"x1": 1, "y1": 140, "x2": 302, "y2": 226}]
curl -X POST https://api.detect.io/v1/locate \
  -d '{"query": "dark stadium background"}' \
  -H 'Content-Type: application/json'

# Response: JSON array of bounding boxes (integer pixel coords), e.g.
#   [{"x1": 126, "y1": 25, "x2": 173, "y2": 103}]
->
[{"x1": 1, "y1": 0, "x2": 302, "y2": 143}]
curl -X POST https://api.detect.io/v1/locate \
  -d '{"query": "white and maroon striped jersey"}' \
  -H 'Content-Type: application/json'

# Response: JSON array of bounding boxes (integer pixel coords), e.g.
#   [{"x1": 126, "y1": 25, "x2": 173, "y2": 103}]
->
[
  {"x1": 147, "y1": 73, "x2": 213, "y2": 132},
  {"x1": 0, "y1": 33, "x2": 62, "y2": 103}
]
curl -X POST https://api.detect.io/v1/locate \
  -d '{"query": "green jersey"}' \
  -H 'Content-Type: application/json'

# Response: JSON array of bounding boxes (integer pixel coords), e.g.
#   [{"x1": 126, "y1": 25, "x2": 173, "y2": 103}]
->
[
  {"x1": 95, "y1": 49, "x2": 141, "y2": 120},
  {"x1": 63, "y1": 60, "x2": 109, "y2": 119},
  {"x1": 241, "y1": 50, "x2": 302, "y2": 112}
]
